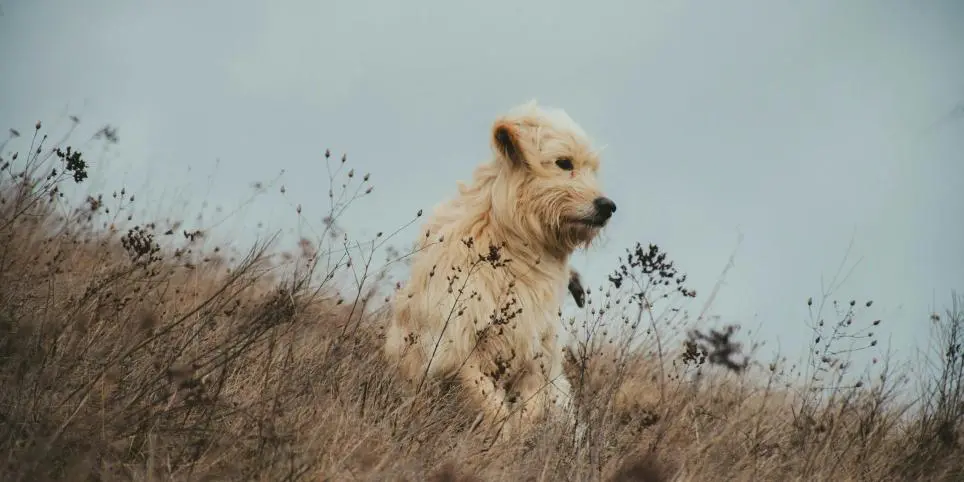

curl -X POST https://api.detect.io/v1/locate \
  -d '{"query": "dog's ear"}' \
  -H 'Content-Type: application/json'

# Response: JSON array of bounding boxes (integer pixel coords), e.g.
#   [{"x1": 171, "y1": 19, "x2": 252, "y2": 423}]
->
[
  {"x1": 568, "y1": 268, "x2": 586, "y2": 308},
  {"x1": 492, "y1": 120, "x2": 526, "y2": 168}
]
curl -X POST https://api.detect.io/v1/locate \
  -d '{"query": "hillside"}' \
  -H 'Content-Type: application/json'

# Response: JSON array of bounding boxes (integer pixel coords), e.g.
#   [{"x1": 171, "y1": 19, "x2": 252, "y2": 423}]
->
[{"x1": 1, "y1": 123, "x2": 962, "y2": 481}]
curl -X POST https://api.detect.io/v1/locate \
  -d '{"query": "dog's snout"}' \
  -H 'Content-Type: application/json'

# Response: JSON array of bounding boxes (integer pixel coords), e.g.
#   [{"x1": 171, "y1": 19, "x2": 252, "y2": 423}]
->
[{"x1": 593, "y1": 197, "x2": 617, "y2": 219}]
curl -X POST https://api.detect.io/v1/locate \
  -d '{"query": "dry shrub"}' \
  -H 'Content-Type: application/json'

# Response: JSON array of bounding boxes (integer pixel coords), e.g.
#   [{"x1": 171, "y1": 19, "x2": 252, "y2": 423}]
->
[{"x1": 0, "y1": 120, "x2": 962, "y2": 481}]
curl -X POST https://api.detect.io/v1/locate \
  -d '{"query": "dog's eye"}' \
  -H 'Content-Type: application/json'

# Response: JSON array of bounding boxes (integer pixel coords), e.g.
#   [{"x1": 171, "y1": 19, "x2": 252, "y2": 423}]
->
[{"x1": 555, "y1": 158, "x2": 574, "y2": 171}]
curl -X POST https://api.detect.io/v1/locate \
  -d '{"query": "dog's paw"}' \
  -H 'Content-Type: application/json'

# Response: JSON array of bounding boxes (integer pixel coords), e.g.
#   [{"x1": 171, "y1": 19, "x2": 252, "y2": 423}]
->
[{"x1": 568, "y1": 269, "x2": 586, "y2": 308}]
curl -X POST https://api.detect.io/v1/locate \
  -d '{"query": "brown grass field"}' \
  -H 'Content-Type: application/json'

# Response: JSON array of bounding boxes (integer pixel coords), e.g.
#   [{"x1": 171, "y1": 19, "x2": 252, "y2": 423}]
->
[{"x1": 1, "y1": 120, "x2": 962, "y2": 481}]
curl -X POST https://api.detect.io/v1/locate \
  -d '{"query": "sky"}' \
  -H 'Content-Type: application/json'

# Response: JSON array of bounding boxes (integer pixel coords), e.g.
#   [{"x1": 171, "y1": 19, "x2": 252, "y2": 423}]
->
[{"x1": 1, "y1": 0, "x2": 962, "y2": 375}]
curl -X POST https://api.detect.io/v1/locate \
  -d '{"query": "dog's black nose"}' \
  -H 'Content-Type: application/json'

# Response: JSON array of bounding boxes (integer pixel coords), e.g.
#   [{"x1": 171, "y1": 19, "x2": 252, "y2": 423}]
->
[{"x1": 593, "y1": 197, "x2": 617, "y2": 219}]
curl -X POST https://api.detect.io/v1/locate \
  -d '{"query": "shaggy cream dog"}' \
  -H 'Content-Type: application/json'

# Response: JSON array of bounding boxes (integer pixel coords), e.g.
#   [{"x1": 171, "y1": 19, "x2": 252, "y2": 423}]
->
[{"x1": 384, "y1": 100, "x2": 616, "y2": 435}]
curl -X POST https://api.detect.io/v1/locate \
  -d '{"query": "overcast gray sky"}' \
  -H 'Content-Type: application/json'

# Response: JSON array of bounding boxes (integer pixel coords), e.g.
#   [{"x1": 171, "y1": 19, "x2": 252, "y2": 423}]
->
[{"x1": 2, "y1": 0, "x2": 962, "y2": 371}]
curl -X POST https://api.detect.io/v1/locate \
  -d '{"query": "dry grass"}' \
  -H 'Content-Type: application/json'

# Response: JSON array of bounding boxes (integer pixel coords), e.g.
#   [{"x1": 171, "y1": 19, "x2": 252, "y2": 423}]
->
[{"x1": 1, "y1": 120, "x2": 962, "y2": 481}]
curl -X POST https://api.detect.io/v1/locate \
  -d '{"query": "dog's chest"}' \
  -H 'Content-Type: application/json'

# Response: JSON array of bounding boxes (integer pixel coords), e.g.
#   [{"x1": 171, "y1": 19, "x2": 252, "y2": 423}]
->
[{"x1": 487, "y1": 272, "x2": 566, "y2": 338}]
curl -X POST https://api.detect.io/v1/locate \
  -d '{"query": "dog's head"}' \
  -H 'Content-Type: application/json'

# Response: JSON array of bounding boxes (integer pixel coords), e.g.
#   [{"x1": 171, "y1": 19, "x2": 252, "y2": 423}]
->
[{"x1": 488, "y1": 100, "x2": 616, "y2": 256}]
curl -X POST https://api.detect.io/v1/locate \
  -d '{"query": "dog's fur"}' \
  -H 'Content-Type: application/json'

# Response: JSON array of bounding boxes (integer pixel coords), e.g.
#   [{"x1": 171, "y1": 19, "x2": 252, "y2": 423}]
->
[{"x1": 384, "y1": 100, "x2": 614, "y2": 435}]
